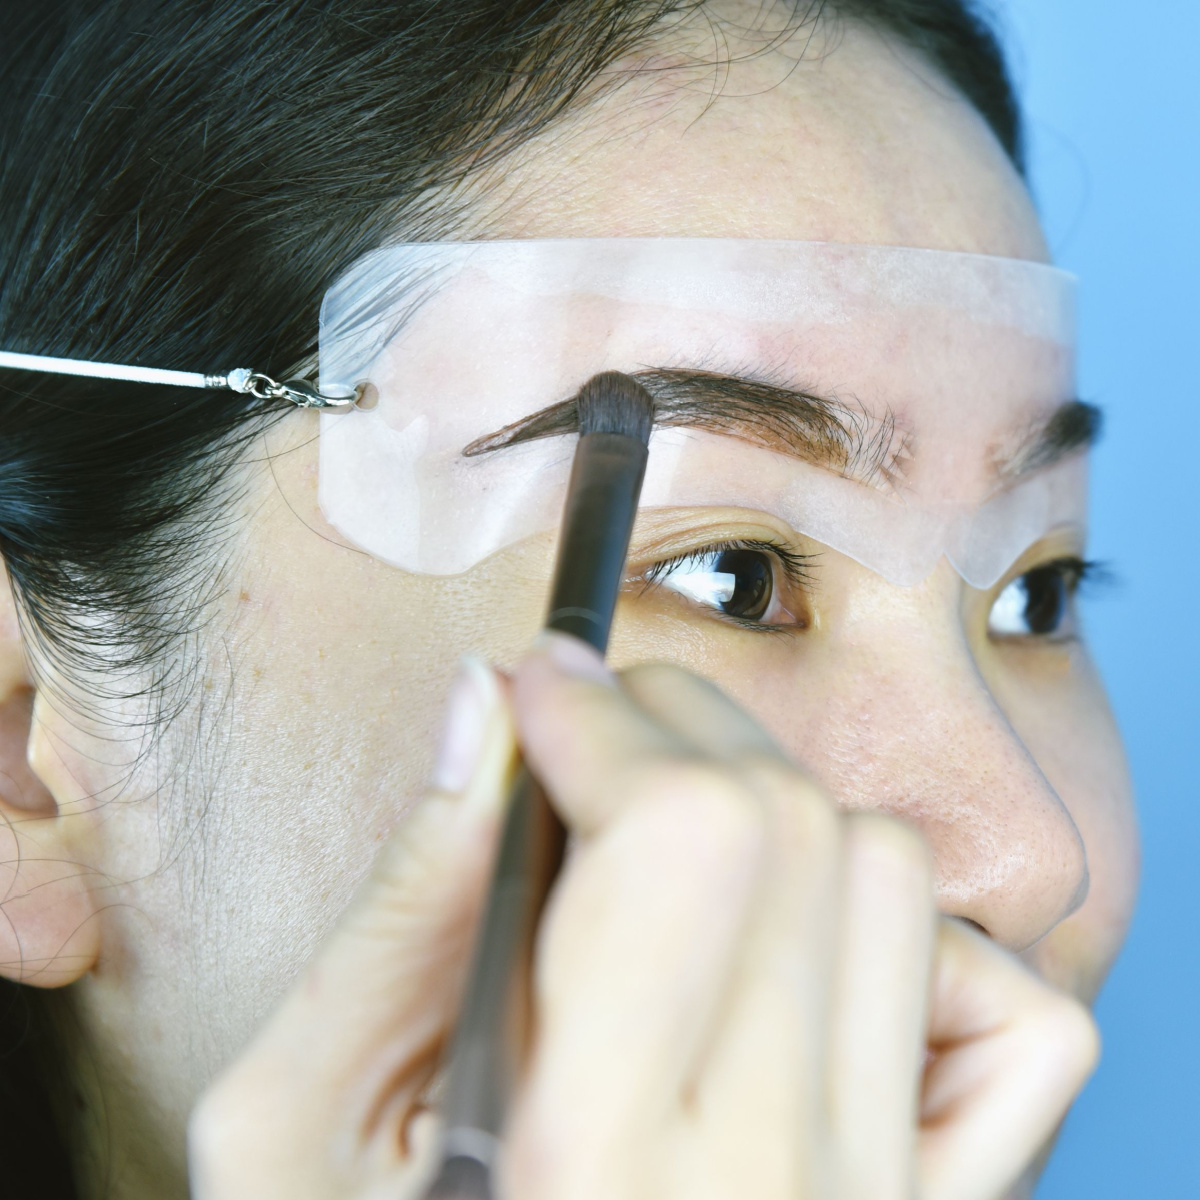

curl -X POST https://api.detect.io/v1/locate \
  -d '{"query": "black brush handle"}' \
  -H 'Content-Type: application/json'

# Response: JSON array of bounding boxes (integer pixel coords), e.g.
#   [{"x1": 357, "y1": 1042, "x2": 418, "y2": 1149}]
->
[
  {"x1": 424, "y1": 431, "x2": 648, "y2": 1199},
  {"x1": 431, "y1": 766, "x2": 564, "y2": 1198}
]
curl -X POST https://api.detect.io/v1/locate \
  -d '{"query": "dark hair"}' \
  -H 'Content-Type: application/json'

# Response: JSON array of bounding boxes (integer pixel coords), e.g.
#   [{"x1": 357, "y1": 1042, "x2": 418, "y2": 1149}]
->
[
  {"x1": 0, "y1": 1, "x2": 1022, "y2": 1195},
  {"x1": 0, "y1": 0, "x2": 1021, "y2": 686}
]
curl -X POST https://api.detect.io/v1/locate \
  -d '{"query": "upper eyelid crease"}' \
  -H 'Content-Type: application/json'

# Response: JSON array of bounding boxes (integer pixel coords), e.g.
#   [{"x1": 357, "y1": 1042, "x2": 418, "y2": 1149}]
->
[
  {"x1": 1017, "y1": 556, "x2": 1099, "y2": 588},
  {"x1": 634, "y1": 540, "x2": 817, "y2": 624},
  {"x1": 638, "y1": 539, "x2": 815, "y2": 583}
]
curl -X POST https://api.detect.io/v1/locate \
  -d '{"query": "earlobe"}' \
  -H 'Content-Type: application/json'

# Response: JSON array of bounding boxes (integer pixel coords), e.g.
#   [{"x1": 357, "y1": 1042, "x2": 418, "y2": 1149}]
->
[{"x1": 0, "y1": 572, "x2": 100, "y2": 988}]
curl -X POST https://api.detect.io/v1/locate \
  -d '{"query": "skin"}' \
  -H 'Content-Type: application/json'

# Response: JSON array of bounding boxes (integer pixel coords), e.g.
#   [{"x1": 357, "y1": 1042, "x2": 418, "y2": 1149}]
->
[
  {"x1": 190, "y1": 642, "x2": 1099, "y2": 1200},
  {"x1": 0, "y1": 11, "x2": 1137, "y2": 1198}
]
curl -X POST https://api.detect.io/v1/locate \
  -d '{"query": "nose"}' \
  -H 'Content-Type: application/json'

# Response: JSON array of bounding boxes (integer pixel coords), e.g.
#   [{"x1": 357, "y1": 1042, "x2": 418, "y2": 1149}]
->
[{"x1": 774, "y1": 571, "x2": 1089, "y2": 952}]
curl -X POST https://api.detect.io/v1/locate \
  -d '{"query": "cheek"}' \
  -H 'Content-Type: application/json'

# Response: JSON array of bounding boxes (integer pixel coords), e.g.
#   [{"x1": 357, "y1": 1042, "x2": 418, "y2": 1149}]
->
[
  {"x1": 97, "y1": 530, "x2": 562, "y2": 1075},
  {"x1": 223, "y1": 532, "x2": 559, "y2": 848},
  {"x1": 611, "y1": 604, "x2": 928, "y2": 793},
  {"x1": 611, "y1": 592, "x2": 1138, "y2": 989}
]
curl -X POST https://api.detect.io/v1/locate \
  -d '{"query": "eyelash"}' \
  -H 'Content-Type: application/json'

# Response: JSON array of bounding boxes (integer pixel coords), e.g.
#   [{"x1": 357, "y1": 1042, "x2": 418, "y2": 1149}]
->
[
  {"x1": 637, "y1": 545, "x2": 1103, "y2": 638},
  {"x1": 1048, "y1": 557, "x2": 1099, "y2": 589},
  {"x1": 638, "y1": 538, "x2": 814, "y2": 632},
  {"x1": 988, "y1": 555, "x2": 1102, "y2": 643}
]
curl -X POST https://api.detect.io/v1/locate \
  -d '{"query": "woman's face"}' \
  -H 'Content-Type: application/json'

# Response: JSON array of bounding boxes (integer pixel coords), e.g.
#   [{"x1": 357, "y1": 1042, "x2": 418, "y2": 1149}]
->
[{"x1": 35, "y1": 18, "x2": 1137, "y2": 1172}]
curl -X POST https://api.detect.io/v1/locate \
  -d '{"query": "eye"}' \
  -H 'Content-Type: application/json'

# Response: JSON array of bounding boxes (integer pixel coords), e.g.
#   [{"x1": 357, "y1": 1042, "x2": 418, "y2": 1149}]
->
[
  {"x1": 988, "y1": 558, "x2": 1091, "y2": 638},
  {"x1": 642, "y1": 542, "x2": 808, "y2": 628}
]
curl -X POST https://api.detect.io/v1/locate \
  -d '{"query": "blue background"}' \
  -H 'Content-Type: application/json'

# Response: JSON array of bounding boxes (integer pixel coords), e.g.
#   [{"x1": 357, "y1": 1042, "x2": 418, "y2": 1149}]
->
[{"x1": 996, "y1": 2, "x2": 1200, "y2": 1195}]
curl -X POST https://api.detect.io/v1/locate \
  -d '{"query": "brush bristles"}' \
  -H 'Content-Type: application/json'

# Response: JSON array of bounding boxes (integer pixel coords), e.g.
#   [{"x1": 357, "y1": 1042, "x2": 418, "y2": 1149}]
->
[{"x1": 575, "y1": 371, "x2": 655, "y2": 444}]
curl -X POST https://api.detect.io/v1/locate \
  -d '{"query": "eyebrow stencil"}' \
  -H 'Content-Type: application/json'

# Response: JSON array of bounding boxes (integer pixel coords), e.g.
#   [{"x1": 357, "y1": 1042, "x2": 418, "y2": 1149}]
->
[{"x1": 316, "y1": 238, "x2": 1086, "y2": 586}]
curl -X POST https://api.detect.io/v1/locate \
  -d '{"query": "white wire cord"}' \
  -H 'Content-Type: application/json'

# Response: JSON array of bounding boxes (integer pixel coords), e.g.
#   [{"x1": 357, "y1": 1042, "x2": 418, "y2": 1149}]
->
[{"x1": 0, "y1": 350, "x2": 212, "y2": 390}]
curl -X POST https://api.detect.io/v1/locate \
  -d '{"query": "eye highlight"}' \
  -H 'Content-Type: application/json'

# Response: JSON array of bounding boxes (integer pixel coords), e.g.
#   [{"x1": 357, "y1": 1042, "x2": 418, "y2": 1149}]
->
[
  {"x1": 988, "y1": 558, "x2": 1095, "y2": 639},
  {"x1": 640, "y1": 540, "x2": 811, "y2": 629}
]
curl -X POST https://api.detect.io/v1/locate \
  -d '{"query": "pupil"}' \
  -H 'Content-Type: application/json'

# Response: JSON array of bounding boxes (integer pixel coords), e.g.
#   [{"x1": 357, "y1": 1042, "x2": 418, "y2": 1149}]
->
[
  {"x1": 713, "y1": 549, "x2": 772, "y2": 619},
  {"x1": 1023, "y1": 568, "x2": 1066, "y2": 634}
]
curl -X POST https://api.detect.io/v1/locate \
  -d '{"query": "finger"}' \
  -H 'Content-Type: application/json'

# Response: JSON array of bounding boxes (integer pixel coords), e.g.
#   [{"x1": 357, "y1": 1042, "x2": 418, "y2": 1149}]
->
[
  {"x1": 506, "y1": 775, "x2": 765, "y2": 1200},
  {"x1": 511, "y1": 634, "x2": 696, "y2": 834},
  {"x1": 918, "y1": 918, "x2": 1100, "y2": 1200},
  {"x1": 512, "y1": 634, "x2": 780, "y2": 835},
  {"x1": 191, "y1": 658, "x2": 515, "y2": 1197},
  {"x1": 619, "y1": 661, "x2": 785, "y2": 763},
  {"x1": 828, "y1": 813, "x2": 936, "y2": 1200},
  {"x1": 679, "y1": 760, "x2": 843, "y2": 1200}
]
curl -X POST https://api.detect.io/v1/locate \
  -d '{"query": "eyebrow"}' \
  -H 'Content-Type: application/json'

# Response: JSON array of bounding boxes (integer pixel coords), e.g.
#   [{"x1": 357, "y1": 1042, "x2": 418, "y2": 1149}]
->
[
  {"x1": 461, "y1": 368, "x2": 1102, "y2": 485},
  {"x1": 995, "y1": 399, "x2": 1103, "y2": 478},
  {"x1": 463, "y1": 368, "x2": 908, "y2": 486}
]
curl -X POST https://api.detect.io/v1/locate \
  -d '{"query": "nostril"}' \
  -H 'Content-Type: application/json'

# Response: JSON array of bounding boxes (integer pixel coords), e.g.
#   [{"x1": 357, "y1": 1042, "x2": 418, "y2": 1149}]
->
[
  {"x1": 935, "y1": 810, "x2": 1089, "y2": 952},
  {"x1": 956, "y1": 917, "x2": 991, "y2": 939}
]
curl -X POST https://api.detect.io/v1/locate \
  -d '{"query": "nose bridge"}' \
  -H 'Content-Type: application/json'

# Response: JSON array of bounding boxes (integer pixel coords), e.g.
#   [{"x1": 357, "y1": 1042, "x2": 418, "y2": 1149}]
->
[{"x1": 814, "y1": 584, "x2": 1088, "y2": 952}]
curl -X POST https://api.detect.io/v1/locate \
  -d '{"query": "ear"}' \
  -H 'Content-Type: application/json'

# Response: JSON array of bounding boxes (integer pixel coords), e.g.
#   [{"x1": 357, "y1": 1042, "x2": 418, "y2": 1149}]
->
[{"x1": 0, "y1": 570, "x2": 99, "y2": 987}]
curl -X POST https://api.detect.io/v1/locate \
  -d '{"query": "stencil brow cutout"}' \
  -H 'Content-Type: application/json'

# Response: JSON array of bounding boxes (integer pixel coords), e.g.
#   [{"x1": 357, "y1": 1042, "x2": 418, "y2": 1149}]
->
[{"x1": 463, "y1": 367, "x2": 910, "y2": 487}]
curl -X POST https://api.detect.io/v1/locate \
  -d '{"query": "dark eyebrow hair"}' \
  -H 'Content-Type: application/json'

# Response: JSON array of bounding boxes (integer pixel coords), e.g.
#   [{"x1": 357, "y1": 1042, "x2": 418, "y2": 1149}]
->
[
  {"x1": 998, "y1": 400, "x2": 1103, "y2": 478},
  {"x1": 464, "y1": 370, "x2": 1103, "y2": 487},
  {"x1": 462, "y1": 367, "x2": 908, "y2": 486}
]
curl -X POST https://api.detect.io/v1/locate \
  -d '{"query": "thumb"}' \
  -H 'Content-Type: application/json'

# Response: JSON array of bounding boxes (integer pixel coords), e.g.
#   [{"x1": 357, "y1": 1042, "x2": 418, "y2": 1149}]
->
[
  {"x1": 191, "y1": 658, "x2": 514, "y2": 1197},
  {"x1": 918, "y1": 918, "x2": 1100, "y2": 1200}
]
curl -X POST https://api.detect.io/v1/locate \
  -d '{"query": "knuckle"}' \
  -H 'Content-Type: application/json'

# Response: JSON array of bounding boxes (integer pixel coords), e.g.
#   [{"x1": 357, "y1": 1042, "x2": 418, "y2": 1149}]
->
[
  {"x1": 632, "y1": 753, "x2": 732, "y2": 804},
  {"x1": 792, "y1": 775, "x2": 841, "y2": 837},
  {"x1": 189, "y1": 1054, "x2": 283, "y2": 1154},
  {"x1": 620, "y1": 660, "x2": 707, "y2": 698},
  {"x1": 189, "y1": 1080, "x2": 246, "y2": 1161},
  {"x1": 189, "y1": 1063, "x2": 301, "y2": 1192},
  {"x1": 767, "y1": 764, "x2": 840, "y2": 847},
  {"x1": 1039, "y1": 992, "x2": 1102, "y2": 1075}
]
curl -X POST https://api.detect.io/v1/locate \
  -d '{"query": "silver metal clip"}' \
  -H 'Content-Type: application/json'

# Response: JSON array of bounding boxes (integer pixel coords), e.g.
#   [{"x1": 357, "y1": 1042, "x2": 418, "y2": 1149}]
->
[{"x1": 219, "y1": 368, "x2": 359, "y2": 410}]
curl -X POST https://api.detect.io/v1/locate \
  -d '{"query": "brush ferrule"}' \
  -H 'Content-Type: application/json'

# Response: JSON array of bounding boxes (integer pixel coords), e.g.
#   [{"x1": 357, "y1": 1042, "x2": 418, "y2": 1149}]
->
[{"x1": 544, "y1": 431, "x2": 649, "y2": 653}]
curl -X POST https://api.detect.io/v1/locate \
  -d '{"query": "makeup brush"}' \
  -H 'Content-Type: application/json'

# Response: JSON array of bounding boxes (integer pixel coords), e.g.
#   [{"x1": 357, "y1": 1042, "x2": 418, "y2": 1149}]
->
[{"x1": 424, "y1": 371, "x2": 655, "y2": 1200}]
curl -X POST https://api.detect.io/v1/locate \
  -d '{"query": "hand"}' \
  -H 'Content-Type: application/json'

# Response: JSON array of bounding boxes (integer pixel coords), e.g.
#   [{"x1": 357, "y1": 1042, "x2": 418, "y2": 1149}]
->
[{"x1": 189, "y1": 635, "x2": 1097, "y2": 1200}]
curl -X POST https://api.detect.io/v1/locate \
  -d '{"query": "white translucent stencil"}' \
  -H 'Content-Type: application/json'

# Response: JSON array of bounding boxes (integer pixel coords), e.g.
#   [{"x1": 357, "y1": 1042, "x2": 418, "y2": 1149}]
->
[{"x1": 318, "y1": 239, "x2": 1084, "y2": 587}]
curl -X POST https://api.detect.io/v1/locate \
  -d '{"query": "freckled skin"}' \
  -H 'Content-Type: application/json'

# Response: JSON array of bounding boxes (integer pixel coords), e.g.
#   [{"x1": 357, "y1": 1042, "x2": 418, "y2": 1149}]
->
[{"x1": 29, "y1": 14, "x2": 1136, "y2": 1197}]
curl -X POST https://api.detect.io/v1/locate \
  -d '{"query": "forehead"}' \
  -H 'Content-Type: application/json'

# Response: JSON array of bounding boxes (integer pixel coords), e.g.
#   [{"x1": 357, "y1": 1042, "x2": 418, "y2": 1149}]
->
[{"x1": 474, "y1": 20, "x2": 1047, "y2": 263}]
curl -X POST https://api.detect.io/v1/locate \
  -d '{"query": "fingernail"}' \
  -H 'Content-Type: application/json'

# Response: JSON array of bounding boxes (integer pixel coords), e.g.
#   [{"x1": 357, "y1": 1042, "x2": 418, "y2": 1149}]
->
[
  {"x1": 532, "y1": 631, "x2": 614, "y2": 685},
  {"x1": 431, "y1": 657, "x2": 497, "y2": 793}
]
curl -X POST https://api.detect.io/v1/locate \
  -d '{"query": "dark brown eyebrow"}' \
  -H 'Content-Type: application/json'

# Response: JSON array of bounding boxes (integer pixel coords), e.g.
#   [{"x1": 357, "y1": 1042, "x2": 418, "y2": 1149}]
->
[
  {"x1": 465, "y1": 370, "x2": 1102, "y2": 487},
  {"x1": 462, "y1": 367, "x2": 908, "y2": 486},
  {"x1": 996, "y1": 400, "x2": 1103, "y2": 479}
]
